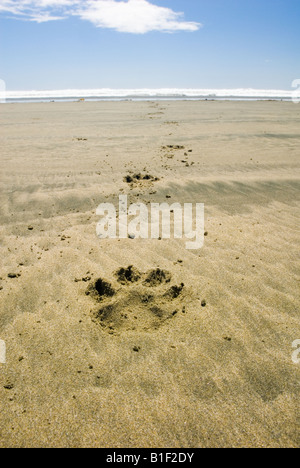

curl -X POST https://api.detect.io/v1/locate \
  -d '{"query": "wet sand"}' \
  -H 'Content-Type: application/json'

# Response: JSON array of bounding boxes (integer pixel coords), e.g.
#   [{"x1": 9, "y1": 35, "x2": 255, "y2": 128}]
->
[{"x1": 0, "y1": 100, "x2": 299, "y2": 448}]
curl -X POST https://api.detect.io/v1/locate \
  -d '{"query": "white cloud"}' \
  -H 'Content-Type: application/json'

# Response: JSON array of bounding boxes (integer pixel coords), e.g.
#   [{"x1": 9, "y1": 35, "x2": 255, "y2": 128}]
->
[
  {"x1": 0, "y1": 0, "x2": 201, "y2": 33},
  {"x1": 77, "y1": 0, "x2": 201, "y2": 34}
]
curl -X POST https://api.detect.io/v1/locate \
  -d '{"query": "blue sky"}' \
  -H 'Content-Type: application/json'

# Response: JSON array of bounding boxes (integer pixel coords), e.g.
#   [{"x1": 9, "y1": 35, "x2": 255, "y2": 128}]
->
[{"x1": 0, "y1": 0, "x2": 299, "y2": 90}]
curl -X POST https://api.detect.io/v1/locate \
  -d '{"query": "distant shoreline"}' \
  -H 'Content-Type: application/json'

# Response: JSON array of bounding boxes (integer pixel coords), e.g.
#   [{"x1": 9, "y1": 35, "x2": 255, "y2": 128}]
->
[
  {"x1": 2, "y1": 97, "x2": 293, "y2": 104},
  {"x1": 0, "y1": 88, "x2": 296, "y2": 104}
]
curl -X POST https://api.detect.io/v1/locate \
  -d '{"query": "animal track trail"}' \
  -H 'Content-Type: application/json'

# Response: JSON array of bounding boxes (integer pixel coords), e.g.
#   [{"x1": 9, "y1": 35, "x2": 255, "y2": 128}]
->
[
  {"x1": 87, "y1": 267, "x2": 186, "y2": 334},
  {"x1": 123, "y1": 173, "x2": 160, "y2": 186}
]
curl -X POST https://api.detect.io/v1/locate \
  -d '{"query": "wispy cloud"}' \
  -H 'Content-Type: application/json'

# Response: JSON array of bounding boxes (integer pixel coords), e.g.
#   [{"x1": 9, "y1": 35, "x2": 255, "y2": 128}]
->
[
  {"x1": 0, "y1": 0, "x2": 201, "y2": 33},
  {"x1": 29, "y1": 13, "x2": 65, "y2": 23}
]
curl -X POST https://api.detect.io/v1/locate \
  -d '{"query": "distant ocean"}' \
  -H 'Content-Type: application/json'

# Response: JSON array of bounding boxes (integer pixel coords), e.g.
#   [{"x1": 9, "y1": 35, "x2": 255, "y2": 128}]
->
[{"x1": 0, "y1": 88, "x2": 296, "y2": 103}]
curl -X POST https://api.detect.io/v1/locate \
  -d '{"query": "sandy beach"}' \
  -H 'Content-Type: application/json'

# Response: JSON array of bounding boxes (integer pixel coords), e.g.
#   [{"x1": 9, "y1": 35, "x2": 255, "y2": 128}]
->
[{"x1": 0, "y1": 100, "x2": 299, "y2": 448}]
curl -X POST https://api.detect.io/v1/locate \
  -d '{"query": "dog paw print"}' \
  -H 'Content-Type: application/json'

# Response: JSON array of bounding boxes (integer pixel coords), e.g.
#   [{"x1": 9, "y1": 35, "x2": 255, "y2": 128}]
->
[{"x1": 86, "y1": 266, "x2": 186, "y2": 334}]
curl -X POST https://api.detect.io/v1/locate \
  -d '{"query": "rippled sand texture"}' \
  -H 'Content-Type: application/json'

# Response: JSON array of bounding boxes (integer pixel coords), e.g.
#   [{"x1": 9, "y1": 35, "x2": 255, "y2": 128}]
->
[{"x1": 0, "y1": 101, "x2": 299, "y2": 448}]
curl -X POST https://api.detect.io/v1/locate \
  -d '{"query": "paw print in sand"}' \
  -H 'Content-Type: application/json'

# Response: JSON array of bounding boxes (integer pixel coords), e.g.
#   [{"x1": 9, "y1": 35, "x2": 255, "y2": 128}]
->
[{"x1": 86, "y1": 266, "x2": 185, "y2": 334}]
